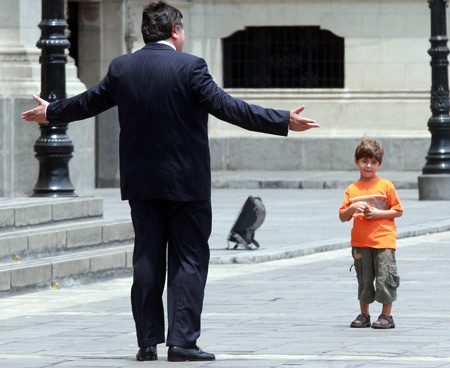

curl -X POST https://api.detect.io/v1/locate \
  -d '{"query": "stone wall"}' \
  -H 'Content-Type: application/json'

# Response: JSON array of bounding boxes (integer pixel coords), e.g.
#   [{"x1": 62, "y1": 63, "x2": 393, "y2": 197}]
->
[
  {"x1": 2, "y1": 0, "x2": 437, "y2": 197},
  {"x1": 113, "y1": 0, "x2": 434, "y2": 176},
  {"x1": 181, "y1": 0, "x2": 432, "y2": 138},
  {"x1": 210, "y1": 136, "x2": 429, "y2": 172}
]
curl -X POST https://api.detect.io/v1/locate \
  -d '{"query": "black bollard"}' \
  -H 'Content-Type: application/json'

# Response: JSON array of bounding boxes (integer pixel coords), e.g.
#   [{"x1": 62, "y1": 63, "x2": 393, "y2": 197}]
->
[
  {"x1": 32, "y1": 0, "x2": 76, "y2": 197},
  {"x1": 422, "y1": 0, "x2": 450, "y2": 174}
]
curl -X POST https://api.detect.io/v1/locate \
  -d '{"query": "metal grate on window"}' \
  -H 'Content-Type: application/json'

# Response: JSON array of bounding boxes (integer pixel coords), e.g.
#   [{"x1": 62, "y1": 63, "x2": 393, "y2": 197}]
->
[{"x1": 223, "y1": 26, "x2": 344, "y2": 88}]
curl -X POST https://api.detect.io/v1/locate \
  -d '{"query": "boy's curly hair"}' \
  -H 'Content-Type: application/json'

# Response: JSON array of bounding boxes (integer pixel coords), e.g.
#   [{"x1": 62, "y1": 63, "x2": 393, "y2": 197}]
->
[{"x1": 354, "y1": 137, "x2": 384, "y2": 163}]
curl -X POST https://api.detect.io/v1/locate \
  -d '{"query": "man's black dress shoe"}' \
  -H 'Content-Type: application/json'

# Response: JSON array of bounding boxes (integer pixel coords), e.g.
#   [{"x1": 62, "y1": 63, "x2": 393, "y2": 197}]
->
[
  {"x1": 136, "y1": 345, "x2": 157, "y2": 361},
  {"x1": 167, "y1": 345, "x2": 215, "y2": 362}
]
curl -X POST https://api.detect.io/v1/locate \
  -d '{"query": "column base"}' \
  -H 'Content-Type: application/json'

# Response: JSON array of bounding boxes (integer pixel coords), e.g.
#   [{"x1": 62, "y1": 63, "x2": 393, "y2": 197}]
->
[{"x1": 418, "y1": 174, "x2": 450, "y2": 200}]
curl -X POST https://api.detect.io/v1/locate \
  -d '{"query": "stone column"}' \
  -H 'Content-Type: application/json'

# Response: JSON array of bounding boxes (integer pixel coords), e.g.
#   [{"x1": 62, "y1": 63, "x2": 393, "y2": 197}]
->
[{"x1": 95, "y1": 0, "x2": 127, "y2": 188}]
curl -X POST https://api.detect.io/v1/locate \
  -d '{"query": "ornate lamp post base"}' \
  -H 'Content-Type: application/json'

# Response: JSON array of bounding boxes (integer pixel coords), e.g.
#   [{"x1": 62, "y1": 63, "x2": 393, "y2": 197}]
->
[
  {"x1": 32, "y1": 0, "x2": 76, "y2": 197},
  {"x1": 32, "y1": 124, "x2": 76, "y2": 197}
]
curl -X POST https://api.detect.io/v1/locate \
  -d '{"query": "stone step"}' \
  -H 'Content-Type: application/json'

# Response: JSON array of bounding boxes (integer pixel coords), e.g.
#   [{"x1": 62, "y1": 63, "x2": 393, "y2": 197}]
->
[
  {"x1": 0, "y1": 196, "x2": 135, "y2": 293},
  {"x1": 0, "y1": 218, "x2": 134, "y2": 261},
  {"x1": 0, "y1": 197, "x2": 103, "y2": 230},
  {"x1": 0, "y1": 242, "x2": 134, "y2": 292}
]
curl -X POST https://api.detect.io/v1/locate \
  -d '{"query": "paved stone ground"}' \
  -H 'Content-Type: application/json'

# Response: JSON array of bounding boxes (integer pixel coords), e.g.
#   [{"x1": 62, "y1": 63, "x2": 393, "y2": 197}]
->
[
  {"x1": 1, "y1": 170, "x2": 450, "y2": 367},
  {"x1": 0, "y1": 231, "x2": 450, "y2": 367}
]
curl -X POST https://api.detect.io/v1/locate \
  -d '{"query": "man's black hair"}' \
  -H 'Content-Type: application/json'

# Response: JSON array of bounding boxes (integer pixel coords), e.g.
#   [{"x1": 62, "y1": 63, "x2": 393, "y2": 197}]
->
[{"x1": 141, "y1": 1, "x2": 184, "y2": 44}]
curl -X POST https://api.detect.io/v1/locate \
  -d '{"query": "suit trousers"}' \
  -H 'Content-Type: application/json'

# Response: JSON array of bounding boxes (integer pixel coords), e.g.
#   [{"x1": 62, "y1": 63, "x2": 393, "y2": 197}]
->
[{"x1": 129, "y1": 199, "x2": 212, "y2": 349}]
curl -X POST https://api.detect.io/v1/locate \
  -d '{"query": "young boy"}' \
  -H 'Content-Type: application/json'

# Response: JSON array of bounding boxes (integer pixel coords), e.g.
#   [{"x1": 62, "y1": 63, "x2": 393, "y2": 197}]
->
[{"x1": 339, "y1": 138, "x2": 403, "y2": 329}]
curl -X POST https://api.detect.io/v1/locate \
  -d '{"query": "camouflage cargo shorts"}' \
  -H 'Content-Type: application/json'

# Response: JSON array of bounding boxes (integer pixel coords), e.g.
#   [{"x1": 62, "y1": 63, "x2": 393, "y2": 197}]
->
[{"x1": 351, "y1": 247, "x2": 400, "y2": 304}]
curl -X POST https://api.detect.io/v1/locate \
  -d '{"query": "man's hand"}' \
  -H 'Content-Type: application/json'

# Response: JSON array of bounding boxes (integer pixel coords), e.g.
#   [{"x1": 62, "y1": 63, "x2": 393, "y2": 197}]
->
[
  {"x1": 289, "y1": 106, "x2": 320, "y2": 131},
  {"x1": 21, "y1": 94, "x2": 49, "y2": 124}
]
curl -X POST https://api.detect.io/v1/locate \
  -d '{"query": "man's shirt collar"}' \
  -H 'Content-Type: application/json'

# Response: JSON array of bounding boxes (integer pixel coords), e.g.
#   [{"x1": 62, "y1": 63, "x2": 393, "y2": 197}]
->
[{"x1": 157, "y1": 40, "x2": 176, "y2": 50}]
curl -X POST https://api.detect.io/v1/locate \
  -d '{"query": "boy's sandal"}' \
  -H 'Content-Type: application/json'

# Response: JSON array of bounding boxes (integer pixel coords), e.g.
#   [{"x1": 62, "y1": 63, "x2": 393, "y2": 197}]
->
[
  {"x1": 371, "y1": 314, "x2": 395, "y2": 329},
  {"x1": 350, "y1": 313, "x2": 371, "y2": 328}
]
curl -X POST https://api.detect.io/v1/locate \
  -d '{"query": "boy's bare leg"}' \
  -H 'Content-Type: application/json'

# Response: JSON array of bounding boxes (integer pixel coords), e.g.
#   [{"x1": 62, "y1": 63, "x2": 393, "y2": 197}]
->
[
  {"x1": 382, "y1": 303, "x2": 392, "y2": 316},
  {"x1": 360, "y1": 302, "x2": 370, "y2": 315}
]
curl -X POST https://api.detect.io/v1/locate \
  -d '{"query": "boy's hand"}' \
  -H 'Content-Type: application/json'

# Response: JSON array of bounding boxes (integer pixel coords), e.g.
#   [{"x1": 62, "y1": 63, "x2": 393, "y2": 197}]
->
[
  {"x1": 352, "y1": 201, "x2": 369, "y2": 214},
  {"x1": 364, "y1": 206, "x2": 381, "y2": 220},
  {"x1": 339, "y1": 201, "x2": 368, "y2": 222}
]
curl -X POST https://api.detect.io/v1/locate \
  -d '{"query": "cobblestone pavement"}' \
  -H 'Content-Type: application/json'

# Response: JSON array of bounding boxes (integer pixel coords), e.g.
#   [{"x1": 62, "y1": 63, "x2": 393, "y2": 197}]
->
[{"x1": 1, "y1": 231, "x2": 450, "y2": 367}]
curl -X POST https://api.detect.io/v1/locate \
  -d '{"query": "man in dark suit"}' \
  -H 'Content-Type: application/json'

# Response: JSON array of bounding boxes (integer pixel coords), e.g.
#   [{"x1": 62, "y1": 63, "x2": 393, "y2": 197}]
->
[{"x1": 22, "y1": 0, "x2": 320, "y2": 362}]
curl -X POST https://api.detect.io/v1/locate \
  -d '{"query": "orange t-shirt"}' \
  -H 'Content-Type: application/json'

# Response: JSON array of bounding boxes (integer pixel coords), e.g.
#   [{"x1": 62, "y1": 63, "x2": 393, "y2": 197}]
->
[{"x1": 339, "y1": 177, "x2": 403, "y2": 249}]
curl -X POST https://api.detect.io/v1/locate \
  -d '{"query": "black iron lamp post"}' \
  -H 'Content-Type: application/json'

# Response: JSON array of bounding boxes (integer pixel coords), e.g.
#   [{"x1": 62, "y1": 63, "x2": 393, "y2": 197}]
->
[
  {"x1": 418, "y1": 0, "x2": 450, "y2": 200},
  {"x1": 32, "y1": 0, "x2": 76, "y2": 197}
]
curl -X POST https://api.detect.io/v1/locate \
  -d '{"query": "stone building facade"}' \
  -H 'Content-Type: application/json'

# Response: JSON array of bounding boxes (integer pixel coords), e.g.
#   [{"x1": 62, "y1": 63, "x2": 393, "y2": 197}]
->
[{"x1": 0, "y1": 0, "x2": 439, "y2": 195}]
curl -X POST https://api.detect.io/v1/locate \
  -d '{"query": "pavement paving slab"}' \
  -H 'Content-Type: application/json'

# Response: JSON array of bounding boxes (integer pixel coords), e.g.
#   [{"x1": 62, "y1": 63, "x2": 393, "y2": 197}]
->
[{"x1": 0, "y1": 231, "x2": 450, "y2": 367}]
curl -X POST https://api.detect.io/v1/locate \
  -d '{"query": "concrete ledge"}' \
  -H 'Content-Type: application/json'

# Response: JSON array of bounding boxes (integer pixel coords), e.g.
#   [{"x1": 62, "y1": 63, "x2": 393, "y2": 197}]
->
[
  {"x1": 0, "y1": 271, "x2": 10, "y2": 291},
  {"x1": 211, "y1": 170, "x2": 420, "y2": 190},
  {"x1": 0, "y1": 219, "x2": 134, "y2": 261},
  {"x1": 88, "y1": 198, "x2": 103, "y2": 217},
  {"x1": 418, "y1": 174, "x2": 450, "y2": 200},
  {"x1": 0, "y1": 197, "x2": 104, "y2": 230},
  {"x1": 67, "y1": 226, "x2": 103, "y2": 249},
  {"x1": 0, "y1": 236, "x2": 27, "y2": 258},
  {"x1": 52, "y1": 200, "x2": 90, "y2": 221},
  {"x1": 53, "y1": 258, "x2": 91, "y2": 279},
  {"x1": 90, "y1": 252, "x2": 126, "y2": 273},
  {"x1": 210, "y1": 137, "x2": 429, "y2": 171},
  {"x1": 210, "y1": 237, "x2": 351, "y2": 265},
  {"x1": 0, "y1": 244, "x2": 133, "y2": 292},
  {"x1": 52, "y1": 197, "x2": 103, "y2": 220},
  {"x1": 103, "y1": 221, "x2": 134, "y2": 243},
  {"x1": 11, "y1": 264, "x2": 51, "y2": 288},
  {"x1": 15, "y1": 204, "x2": 52, "y2": 227},
  {"x1": 28, "y1": 230, "x2": 66, "y2": 252},
  {"x1": 0, "y1": 208, "x2": 14, "y2": 227},
  {"x1": 126, "y1": 250, "x2": 133, "y2": 268}
]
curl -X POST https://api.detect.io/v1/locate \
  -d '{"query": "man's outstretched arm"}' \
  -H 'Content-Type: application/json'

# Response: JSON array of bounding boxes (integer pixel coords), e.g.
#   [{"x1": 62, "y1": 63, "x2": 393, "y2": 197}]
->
[
  {"x1": 21, "y1": 68, "x2": 116, "y2": 124},
  {"x1": 191, "y1": 57, "x2": 320, "y2": 136}
]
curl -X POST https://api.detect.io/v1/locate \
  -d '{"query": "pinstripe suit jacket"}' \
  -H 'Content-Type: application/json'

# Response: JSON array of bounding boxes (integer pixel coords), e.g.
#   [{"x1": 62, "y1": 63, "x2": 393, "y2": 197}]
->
[{"x1": 47, "y1": 43, "x2": 290, "y2": 201}]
